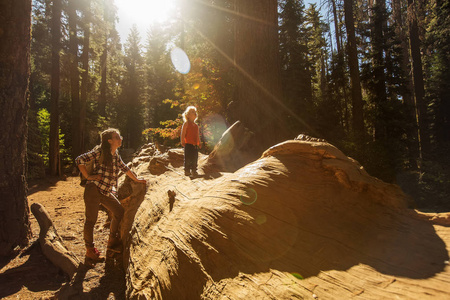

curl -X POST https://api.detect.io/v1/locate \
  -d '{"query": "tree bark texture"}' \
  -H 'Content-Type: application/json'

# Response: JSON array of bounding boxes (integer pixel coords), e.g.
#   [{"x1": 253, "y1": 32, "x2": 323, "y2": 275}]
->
[
  {"x1": 344, "y1": 0, "x2": 365, "y2": 140},
  {"x1": 49, "y1": 0, "x2": 62, "y2": 176},
  {"x1": 125, "y1": 140, "x2": 450, "y2": 299},
  {"x1": 0, "y1": 0, "x2": 32, "y2": 256},
  {"x1": 233, "y1": 0, "x2": 284, "y2": 150}
]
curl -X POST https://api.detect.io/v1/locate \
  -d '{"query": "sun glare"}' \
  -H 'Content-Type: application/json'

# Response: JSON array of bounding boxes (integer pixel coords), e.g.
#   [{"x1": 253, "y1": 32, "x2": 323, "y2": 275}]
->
[{"x1": 115, "y1": 0, "x2": 177, "y2": 40}]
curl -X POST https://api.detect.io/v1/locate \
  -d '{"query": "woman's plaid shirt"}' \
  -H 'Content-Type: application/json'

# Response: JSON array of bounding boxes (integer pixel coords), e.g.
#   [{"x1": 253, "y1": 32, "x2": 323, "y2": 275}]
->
[{"x1": 75, "y1": 147, "x2": 130, "y2": 198}]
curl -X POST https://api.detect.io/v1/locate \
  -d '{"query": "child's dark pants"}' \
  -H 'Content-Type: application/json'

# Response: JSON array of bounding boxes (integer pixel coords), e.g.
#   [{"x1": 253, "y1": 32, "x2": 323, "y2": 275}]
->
[{"x1": 184, "y1": 143, "x2": 198, "y2": 173}]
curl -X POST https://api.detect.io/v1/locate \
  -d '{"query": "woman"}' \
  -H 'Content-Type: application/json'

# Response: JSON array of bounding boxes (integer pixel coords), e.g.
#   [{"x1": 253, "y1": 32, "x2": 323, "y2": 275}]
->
[{"x1": 76, "y1": 128, "x2": 146, "y2": 263}]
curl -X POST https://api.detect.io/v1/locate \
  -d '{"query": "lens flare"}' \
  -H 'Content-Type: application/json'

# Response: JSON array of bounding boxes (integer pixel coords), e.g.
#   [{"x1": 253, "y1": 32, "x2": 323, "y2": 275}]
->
[
  {"x1": 240, "y1": 188, "x2": 257, "y2": 205},
  {"x1": 202, "y1": 114, "x2": 228, "y2": 147},
  {"x1": 170, "y1": 47, "x2": 190, "y2": 74},
  {"x1": 255, "y1": 214, "x2": 267, "y2": 225}
]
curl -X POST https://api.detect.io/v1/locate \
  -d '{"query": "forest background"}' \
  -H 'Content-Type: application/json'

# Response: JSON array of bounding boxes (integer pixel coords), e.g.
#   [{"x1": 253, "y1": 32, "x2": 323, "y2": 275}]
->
[{"x1": 27, "y1": 0, "x2": 449, "y2": 212}]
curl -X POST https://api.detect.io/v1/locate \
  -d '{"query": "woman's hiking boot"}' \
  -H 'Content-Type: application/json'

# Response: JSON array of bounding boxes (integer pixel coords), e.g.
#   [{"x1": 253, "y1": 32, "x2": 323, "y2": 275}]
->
[
  {"x1": 85, "y1": 247, "x2": 104, "y2": 267},
  {"x1": 107, "y1": 233, "x2": 122, "y2": 250},
  {"x1": 107, "y1": 233, "x2": 122, "y2": 259}
]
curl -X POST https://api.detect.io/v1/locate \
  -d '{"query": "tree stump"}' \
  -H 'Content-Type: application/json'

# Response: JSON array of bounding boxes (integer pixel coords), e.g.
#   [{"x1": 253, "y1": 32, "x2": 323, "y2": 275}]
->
[{"x1": 30, "y1": 202, "x2": 80, "y2": 277}]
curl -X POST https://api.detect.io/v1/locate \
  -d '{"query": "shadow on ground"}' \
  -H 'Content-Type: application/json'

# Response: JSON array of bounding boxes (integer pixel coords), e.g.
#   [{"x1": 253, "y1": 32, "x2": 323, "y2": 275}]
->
[{"x1": 0, "y1": 243, "x2": 66, "y2": 298}]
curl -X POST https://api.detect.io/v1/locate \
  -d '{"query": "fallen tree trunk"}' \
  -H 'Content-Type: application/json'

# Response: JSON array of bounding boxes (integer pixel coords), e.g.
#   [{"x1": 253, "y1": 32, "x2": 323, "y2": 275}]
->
[
  {"x1": 123, "y1": 139, "x2": 450, "y2": 299},
  {"x1": 30, "y1": 202, "x2": 80, "y2": 277}
]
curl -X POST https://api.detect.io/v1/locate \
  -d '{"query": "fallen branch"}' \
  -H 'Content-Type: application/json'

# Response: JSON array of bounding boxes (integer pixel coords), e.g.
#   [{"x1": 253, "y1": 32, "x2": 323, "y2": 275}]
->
[{"x1": 30, "y1": 202, "x2": 81, "y2": 277}]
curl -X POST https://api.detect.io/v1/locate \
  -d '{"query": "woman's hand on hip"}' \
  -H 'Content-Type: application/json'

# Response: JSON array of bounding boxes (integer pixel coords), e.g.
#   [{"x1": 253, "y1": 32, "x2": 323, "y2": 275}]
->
[{"x1": 134, "y1": 178, "x2": 147, "y2": 184}]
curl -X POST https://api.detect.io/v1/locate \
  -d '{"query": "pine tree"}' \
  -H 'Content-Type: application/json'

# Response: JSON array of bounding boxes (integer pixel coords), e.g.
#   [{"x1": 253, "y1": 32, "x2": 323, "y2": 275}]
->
[
  {"x1": 425, "y1": 0, "x2": 450, "y2": 151},
  {"x1": 279, "y1": 0, "x2": 312, "y2": 134},
  {"x1": 144, "y1": 23, "x2": 178, "y2": 130},
  {"x1": 79, "y1": 0, "x2": 91, "y2": 153},
  {"x1": 122, "y1": 25, "x2": 144, "y2": 149},
  {"x1": 392, "y1": 0, "x2": 420, "y2": 169},
  {"x1": 305, "y1": 4, "x2": 329, "y2": 103},
  {"x1": 68, "y1": 0, "x2": 82, "y2": 160},
  {"x1": 49, "y1": 0, "x2": 62, "y2": 176},
  {"x1": 407, "y1": 0, "x2": 430, "y2": 159},
  {"x1": 343, "y1": 0, "x2": 365, "y2": 140}
]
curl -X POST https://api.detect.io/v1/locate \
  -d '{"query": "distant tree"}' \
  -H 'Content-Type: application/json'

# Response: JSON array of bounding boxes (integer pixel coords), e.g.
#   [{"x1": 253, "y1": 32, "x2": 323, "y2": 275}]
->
[
  {"x1": 49, "y1": 0, "x2": 62, "y2": 175},
  {"x1": 122, "y1": 25, "x2": 144, "y2": 149},
  {"x1": 0, "y1": 0, "x2": 32, "y2": 256},
  {"x1": 28, "y1": 0, "x2": 51, "y2": 177},
  {"x1": 357, "y1": 0, "x2": 410, "y2": 180},
  {"x1": 369, "y1": 0, "x2": 389, "y2": 140},
  {"x1": 98, "y1": 0, "x2": 115, "y2": 117},
  {"x1": 144, "y1": 23, "x2": 177, "y2": 130},
  {"x1": 407, "y1": 0, "x2": 430, "y2": 159},
  {"x1": 306, "y1": 2, "x2": 345, "y2": 141},
  {"x1": 279, "y1": 0, "x2": 312, "y2": 134},
  {"x1": 425, "y1": 0, "x2": 450, "y2": 151},
  {"x1": 68, "y1": 0, "x2": 81, "y2": 160},
  {"x1": 327, "y1": 0, "x2": 351, "y2": 134},
  {"x1": 330, "y1": 0, "x2": 342, "y2": 54},
  {"x1": 392, "y1": 0, "x2": 420, "y2": 168},
  {"x1": 79, "y1": 0, "x2": 91, "y2": 153},
  {"x1": 305, "y1": 4, "x2": 329, "y2": 102},
  {"x1": 343, "y1": 0, "x2": 364, "y2": 140}
]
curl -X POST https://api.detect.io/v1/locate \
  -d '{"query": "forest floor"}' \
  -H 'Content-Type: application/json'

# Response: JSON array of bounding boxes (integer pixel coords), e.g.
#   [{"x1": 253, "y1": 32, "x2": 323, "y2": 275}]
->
[{"x1": 0, "y1": 176, "x2": 125, "y2": 300}]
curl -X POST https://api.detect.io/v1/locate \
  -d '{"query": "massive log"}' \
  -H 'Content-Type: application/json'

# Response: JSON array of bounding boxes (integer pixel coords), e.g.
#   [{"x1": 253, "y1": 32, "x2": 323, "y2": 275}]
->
[
  {"x1": 119, "y1": 139, "x2": 450, "y2": 299},
  {"x1": 31, "y1": 203, "x2": 80, "y2": 277}
]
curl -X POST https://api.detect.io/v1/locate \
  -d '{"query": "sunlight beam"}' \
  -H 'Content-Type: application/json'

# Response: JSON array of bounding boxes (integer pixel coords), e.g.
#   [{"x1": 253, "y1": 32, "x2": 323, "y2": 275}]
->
[{"x1": 182, "y1": 17, "x2": 317, "y2": 135}]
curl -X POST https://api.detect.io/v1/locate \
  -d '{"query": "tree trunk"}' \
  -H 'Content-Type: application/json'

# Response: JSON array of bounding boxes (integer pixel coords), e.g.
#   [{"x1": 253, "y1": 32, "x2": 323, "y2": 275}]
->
[
  {"x1": 233, "y1": 0, "x2": 284, "y2": 150},
  {"x1": 331, "y1": 0, "x2": 341, "y2": 54},
  {"x1": 99, "y1": 41, "x2": 107, "y2": 117},
  {"x1": 98, "y1": 0, "x2": 108, "y2": 117},
  {"x1": 0, "y1": 0, "x2": 32, "y2": 256},
  {"x1": 407, "y1": 0, "x2": 430, "y2": 160},
  {"x1": 392, "y1": 0, "x2": 420, "y2": 168},
  {"x1": 343, "y1": 0, "x2": 365, "y2": 140},
  {"x1": 80, "y1": 0, "x2": 91, "y2": 154},
  {"x1": 68, "y1": 0, "x2": 81, "y2": 161},
  {"x1": 49, "y1": 0, "x2": 62, "y2": 176},
  {"x1": 372, "y1": 0, "x2": 388, "y2": 140}
]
